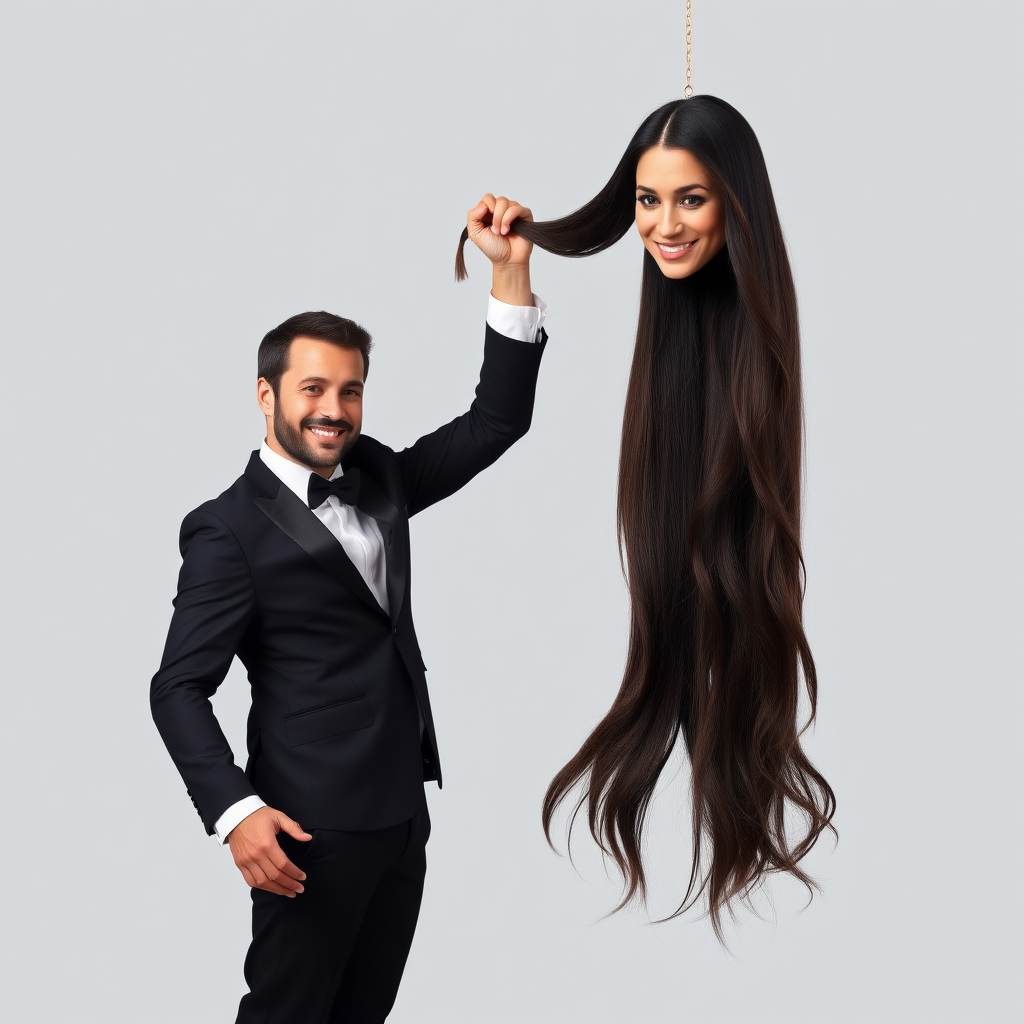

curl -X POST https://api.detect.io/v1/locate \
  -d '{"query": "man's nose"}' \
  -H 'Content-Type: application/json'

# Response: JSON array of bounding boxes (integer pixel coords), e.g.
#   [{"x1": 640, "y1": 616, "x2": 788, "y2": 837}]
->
[{"x1": 317, "y1": 393, "x2": 344, "y2": 419}]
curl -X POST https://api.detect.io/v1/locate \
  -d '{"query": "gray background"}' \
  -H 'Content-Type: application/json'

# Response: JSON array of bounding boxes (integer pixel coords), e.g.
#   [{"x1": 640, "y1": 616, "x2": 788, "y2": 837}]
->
[{"x1": 1, "y1": 1, "x2": 1020, "y2": 1021}]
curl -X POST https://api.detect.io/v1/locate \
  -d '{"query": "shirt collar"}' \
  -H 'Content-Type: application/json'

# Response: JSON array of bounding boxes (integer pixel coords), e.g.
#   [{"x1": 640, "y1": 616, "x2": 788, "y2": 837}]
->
[{"x1": 259, "y1": 440, "x2": 344, "y2": 506}]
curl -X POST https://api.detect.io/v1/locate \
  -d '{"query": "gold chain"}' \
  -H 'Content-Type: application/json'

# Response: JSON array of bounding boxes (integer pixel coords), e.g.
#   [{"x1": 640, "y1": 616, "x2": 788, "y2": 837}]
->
[{"x1": 684, "y1": 0, "x2": 693, "y2": 97}]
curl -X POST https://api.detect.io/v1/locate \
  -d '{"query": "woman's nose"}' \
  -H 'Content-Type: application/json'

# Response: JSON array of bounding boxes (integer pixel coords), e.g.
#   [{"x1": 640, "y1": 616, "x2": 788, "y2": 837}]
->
[{"x1": 660, "y1": 206, "x2": 682, "y2": 237}]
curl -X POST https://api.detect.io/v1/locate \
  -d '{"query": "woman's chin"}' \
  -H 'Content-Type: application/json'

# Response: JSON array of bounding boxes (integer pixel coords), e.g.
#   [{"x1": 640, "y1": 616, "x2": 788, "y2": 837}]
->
[{"x1": 651, "y1": 244, "x2": 729, "y2": 280}]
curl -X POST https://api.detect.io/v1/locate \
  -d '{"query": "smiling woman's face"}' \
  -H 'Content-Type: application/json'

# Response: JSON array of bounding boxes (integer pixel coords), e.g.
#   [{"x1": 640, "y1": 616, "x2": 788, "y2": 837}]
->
[{"x1": 635, "y1": 146, "x2": 726, "y2": 279}]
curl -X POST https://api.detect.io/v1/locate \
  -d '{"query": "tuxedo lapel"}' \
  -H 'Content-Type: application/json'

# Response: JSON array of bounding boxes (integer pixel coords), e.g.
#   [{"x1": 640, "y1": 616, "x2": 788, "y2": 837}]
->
[
  {"x1": 244, "y1": 452, "x2": 387, "y2": 617},
  {"x1": 355, "y1": 473, "x2": 408, "y2": 625}
]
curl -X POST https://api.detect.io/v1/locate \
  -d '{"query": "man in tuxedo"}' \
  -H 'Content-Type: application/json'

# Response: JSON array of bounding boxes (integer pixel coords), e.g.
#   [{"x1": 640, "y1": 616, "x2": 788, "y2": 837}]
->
[{"x1": 151, "y1": 196, "x2": 544, "y2": 1023}]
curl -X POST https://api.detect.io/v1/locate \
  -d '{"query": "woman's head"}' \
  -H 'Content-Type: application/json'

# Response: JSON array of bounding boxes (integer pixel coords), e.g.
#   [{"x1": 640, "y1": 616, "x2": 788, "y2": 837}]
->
[
  {"x1": 455, "y1": 95, "x2": 785, "y2": 288},
  {"x1": 634, "y1": 144, "x2": 726, "y2": 279},
  {"x1": 615, "y1": 96, "x2": 788, "y2": 287},
  {"x1": 633, "y1": 96, "x2": 788, "y2": 289}
]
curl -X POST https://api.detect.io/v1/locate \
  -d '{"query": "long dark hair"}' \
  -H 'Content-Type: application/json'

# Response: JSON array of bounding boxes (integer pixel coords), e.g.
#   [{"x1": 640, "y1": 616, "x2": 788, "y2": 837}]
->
[{"x1": 458, "y1": 95, "x2": 835, "y2": 936}]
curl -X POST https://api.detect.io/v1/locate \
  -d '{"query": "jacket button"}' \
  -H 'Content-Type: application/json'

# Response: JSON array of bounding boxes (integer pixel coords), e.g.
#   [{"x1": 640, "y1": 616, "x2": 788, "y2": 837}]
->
[{"x1": 394, "y1": 627, "x2": 401, "y2": 639}]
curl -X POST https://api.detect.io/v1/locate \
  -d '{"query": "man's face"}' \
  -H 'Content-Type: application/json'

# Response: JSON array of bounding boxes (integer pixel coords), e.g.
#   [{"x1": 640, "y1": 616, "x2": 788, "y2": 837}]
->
[{"x1": 258, "y1": 336, "x2": 365, "y2": 474}]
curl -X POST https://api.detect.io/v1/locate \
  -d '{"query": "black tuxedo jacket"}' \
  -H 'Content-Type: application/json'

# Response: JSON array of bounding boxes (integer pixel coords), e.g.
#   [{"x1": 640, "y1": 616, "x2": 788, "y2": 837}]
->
[{"x1": 151, "y1": 326, "x2": 546, "y2": 835}]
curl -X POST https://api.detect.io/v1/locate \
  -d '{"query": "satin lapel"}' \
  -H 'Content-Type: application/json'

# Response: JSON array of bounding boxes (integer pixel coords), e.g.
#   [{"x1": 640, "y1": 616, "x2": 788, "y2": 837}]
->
[
  {"x1": 355, "y1": 474, "x2": 408, "y2": 625},
  {"x1": 253, "y1": 486, "x2": 386, "y2": 617}
]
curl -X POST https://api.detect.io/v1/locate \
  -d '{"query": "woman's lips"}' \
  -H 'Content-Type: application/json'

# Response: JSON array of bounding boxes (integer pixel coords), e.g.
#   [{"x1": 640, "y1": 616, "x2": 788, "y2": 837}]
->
[{"x1": 656, "y1": 240, "x2": 696, "y2": 259}]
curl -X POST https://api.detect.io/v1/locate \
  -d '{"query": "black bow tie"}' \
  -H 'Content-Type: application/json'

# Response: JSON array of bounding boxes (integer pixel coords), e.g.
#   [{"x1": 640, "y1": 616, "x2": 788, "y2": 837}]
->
[{"x1": 308, "y1": 468, "x2": 362, "y2": 510}]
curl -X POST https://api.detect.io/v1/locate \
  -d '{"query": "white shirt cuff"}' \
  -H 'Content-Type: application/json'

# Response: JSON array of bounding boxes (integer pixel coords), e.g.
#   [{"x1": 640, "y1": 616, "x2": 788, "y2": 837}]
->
[
  {"x1": 213, "y1": 795, "x2": 266, "y2": 845},
  {"x1": 486, "y1": 293, "x2": 547, "y2": 343}
]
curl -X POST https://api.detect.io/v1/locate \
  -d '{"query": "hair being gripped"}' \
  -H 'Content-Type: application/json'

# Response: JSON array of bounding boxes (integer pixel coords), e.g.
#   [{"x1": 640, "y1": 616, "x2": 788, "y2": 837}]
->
[
  {"x1": 458, "y1": 96, "x2": 835, "y2": 938},
  {"x1": 258, "y1": 311, "x2": 373, "y2": 392}
]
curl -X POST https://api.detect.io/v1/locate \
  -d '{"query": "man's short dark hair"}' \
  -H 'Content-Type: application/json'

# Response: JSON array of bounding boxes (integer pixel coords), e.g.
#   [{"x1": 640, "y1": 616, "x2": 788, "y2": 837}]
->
[{"x1": 258, "y1": 311, "x2": 373, "y2": 393}]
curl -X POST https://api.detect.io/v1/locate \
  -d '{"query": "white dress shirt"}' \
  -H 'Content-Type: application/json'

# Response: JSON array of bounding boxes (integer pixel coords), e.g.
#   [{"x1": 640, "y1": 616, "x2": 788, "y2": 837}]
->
[
  {"x1": 213, "y1": 293, "x2": 547, "y2": 843},
  {"x1": 259, "y1": 443, "x2": 391, "y2": 612}
]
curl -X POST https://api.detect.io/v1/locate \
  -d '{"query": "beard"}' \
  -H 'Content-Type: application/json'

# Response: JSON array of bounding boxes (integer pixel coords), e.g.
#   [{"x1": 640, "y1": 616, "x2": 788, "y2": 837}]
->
[{"x1": 273, "y1": 406, "x2": 358, "y2": 469}]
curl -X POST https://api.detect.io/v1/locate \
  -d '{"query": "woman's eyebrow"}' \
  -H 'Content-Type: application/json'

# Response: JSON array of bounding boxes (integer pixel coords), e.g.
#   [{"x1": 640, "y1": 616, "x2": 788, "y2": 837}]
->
[{"x1": 635, "y1": 183, "x2": 710, "y2": 194}]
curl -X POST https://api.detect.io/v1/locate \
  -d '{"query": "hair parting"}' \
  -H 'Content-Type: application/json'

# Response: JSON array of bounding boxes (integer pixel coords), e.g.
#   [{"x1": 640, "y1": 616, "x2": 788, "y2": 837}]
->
[{"x1": 460, "y1": 95, "x2": 835, "y2": 938}]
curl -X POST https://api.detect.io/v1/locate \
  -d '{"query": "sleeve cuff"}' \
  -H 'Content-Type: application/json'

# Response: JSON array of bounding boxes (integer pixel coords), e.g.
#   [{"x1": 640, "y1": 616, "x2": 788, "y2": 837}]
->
[
  {"x1": 213, "y1": 794, "x2": 266, "y2": 845},
  {"x1": 486, "y1": 293, "x2": 547, "y2": 343}
]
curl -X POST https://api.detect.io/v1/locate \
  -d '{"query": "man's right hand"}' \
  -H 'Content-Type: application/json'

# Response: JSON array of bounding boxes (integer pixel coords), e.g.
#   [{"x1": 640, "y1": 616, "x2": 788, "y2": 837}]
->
[{"x1": 226, "y1": 806, "x2": 312, "y2": 897}]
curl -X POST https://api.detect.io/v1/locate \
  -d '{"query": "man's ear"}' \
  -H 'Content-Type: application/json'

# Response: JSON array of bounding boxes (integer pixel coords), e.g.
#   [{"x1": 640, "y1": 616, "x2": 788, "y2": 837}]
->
[{"x1": 257, "y1": 377, "x2": 275, "y2": 417}]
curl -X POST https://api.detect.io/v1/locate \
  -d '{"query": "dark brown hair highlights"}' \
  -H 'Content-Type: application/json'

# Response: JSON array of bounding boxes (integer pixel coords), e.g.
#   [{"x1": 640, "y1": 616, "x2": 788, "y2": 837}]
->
[
  {"x1": 458, "y1": 96, "x2": 835, "y2": 936},
  {"x1": 258, "y1": 310, "x2": 373, "y2": 392}
]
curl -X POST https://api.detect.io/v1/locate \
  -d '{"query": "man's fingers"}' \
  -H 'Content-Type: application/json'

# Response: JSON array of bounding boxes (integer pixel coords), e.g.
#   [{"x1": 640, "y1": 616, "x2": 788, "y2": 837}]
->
[
  {"x1": 241, "y1": 854, "x2": 305, "y2": 893},
  {"x1": 253, "y1": 877, "x2": 300, "y2": 897},
  {"x1": 466, "y1": 191, "x2": 533, "y2": 267},
  {"x1": 491, "y1": 196, "x2": 510, "y2": 234},
  {"x1": 254, "y1": 852, "x2": 305, "y2": 892},
  {"x1": 469, "y1": 194, "x2": 496, "y2": 220},
  {"x1": 501, "y1": 203, "x2": 520, "y2": 233},
  {"x1": 503, "y1": 203, "x2": 532, "y2": 231},
  {"x1": 467, "y1": 197, "x2": 495, "y2": 237},
  {"x1": 228, "y1": 805, "x2": 311, "y2": 894},
  {"x1": 500, "y1": 202, "x2": 530, "y2": 234},
  {"x1": 275, "y1": 813, "x2": 312, "y2": 843},
  {"x1": 267, "y1": 845, "x2": 307, "y2": 884}
]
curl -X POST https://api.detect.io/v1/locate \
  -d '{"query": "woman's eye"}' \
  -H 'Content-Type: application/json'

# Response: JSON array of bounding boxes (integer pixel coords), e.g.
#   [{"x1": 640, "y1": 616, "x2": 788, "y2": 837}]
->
[
  {"x1": 681, "y1": 195, "x2": 705, "y2": 208},
  {"x1": 636, "y1": 195, "x2": 658, "y2": 207}
]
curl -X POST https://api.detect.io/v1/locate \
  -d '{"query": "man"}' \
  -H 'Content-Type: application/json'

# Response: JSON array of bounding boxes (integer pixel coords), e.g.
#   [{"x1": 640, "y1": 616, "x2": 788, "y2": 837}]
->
[{"x1": 151, "y1": 196, "x2": 544, "y2": 1023}]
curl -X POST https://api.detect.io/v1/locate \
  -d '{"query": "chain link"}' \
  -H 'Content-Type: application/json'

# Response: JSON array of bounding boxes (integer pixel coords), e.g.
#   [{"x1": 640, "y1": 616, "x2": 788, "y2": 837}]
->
[{"x1": 684, "y1": 0, "x2": 693, "y2": 97}]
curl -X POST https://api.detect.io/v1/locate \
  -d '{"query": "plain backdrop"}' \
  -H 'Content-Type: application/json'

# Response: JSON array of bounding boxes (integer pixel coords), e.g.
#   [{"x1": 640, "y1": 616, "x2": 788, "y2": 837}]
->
[{"x1": 1, "y1": 1, "x2": 1021, "y2": 1022}]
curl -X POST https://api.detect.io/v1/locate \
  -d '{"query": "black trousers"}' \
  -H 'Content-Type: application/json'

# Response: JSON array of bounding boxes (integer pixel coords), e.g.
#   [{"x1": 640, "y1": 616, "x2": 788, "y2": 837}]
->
[{"x1": 234, "y1": 802, "x2": 430, "y2": 1024}]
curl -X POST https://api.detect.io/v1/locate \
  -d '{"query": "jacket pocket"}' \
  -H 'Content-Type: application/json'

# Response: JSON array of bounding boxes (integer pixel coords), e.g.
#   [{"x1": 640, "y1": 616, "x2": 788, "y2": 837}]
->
[{"x1": 284, "y1": 695, "x2": 373, "y2": 747}]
